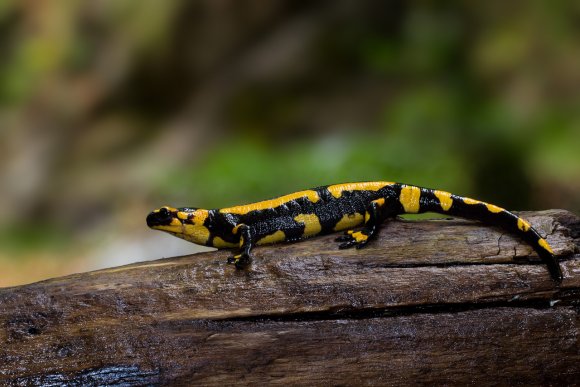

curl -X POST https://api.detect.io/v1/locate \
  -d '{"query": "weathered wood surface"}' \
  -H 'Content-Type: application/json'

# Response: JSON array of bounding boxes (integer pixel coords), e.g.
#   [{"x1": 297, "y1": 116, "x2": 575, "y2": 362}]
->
[{"x1": 1, "y1": 210, "x2": 578, "y2": 386}]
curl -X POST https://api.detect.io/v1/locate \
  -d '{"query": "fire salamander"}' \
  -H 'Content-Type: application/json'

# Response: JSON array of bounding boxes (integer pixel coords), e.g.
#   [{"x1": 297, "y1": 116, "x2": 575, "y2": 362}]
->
[{"x1": 146, "y1": 181, "x2": 562, "y2": 282}]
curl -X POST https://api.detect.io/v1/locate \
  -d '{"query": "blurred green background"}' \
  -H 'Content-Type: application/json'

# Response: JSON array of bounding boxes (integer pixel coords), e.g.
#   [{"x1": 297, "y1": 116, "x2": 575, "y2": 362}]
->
[{"x1": 0, "y1": 1, "x2": 578, "y2": 287}]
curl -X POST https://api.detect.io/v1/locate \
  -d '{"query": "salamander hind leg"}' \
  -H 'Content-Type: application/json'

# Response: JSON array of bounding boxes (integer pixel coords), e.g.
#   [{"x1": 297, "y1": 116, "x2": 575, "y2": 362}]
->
[
  {"x1": 227, "y1": 224, "x2": 254, "y2": 269},
  {"x1": 335, "y1": 198, "x2": 387, "y2": 249}
]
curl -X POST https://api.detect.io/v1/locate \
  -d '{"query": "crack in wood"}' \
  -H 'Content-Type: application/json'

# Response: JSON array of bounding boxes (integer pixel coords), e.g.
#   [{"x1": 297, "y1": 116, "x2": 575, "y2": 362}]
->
[{"x1": 215, "y1": 294, "x2": 580, "y2": 323}]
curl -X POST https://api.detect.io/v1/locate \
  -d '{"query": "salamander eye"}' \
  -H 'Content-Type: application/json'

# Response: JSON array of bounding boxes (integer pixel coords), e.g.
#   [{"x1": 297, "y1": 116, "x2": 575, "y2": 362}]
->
[{"x1": 159, "y1": 207, "x2": 170, "y2": 217}]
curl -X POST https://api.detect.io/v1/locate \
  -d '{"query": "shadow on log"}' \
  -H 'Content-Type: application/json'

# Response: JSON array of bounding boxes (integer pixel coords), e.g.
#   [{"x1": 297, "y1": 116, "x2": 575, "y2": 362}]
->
[{"x1": 1, "y1": 210, "x2": 579, "y2": 385}]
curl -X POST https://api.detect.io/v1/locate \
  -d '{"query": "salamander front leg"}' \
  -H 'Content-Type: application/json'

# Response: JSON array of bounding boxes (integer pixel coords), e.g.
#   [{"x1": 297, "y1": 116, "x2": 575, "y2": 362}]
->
[
  {"x1": 335, "y1": 198, "x2": 387, "y2": 249},
  {"x1": 227, "y1": 224, "x2": 254, "y2": 269}
]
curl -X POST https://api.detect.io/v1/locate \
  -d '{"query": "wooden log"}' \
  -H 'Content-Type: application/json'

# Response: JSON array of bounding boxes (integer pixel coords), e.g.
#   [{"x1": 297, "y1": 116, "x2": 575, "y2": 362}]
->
[{"x1": 1, "y1": 209, "x2": 578, "y2": 385}]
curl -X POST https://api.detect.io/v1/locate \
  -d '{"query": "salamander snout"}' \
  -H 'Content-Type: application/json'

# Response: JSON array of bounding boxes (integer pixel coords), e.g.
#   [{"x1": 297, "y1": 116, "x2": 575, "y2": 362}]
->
[{"x1": 146, "y1": 207, "x2": 175, "y2": 227}]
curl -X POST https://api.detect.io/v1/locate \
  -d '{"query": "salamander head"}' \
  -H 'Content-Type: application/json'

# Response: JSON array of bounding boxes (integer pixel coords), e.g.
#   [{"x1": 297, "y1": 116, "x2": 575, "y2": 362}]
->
[{"x1": 146, "y1": 206, "x2": 211, "y2": 245}]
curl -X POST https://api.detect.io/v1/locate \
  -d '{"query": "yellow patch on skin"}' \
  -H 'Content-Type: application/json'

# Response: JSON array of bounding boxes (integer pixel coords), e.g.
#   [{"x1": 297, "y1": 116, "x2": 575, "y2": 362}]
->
[
  {"x1": 192, "y1": 209, "x2": 209, "y2": 225},
  {"x1": 327, "y1": 182, "x2": 393, "y2": 198},
  {"x1": 462, "y1": 197, "x2": 481, "y2": 205},
  {"x1": 183, "y1": 224, "x2": 211, "y2": 245},
  {"x1": 517, "y1": 218, "x2": 531, "y2": 232},
  {"x1": 334, "y1": 213, "x2": 364, "y2": 231},
  {"x1": 184, "y1": 209, "x2": 211, "y2": 244},
  {"x1": 213, "y1": 236, "x2": 237, "y2": 248},
  {"x1": 220, "y1": 190, "x2": 320, "y2": 215},
  {"x1": 177, "y1": 212, "x2": 189, "y2": 220},
  {"x1": 364, "y1": 212, "x2": 370, "y2": 223},
  {"x1": 433, "y1": 190, "x2": 453, "y2": 211},
  {"x1": 294, "y1": 214, "x2": 322, "y2": 237},
  {"x1": 374, "y1": 198, "x2": 385, "y2": 206},
  {"x1": 486, "y1": 204, "x2": 504, "y2": 213},
  {"x1": 538, "y1": 238, "x2": 554, "y2": 254},
  {"x1": 351, "y1": 231, "x2": 368, "y2": 243},
  {"x1": 257, "y1": 230, "x2": 286, "y2": 245},
  {"x1": 399, "y1": 185, "x2": 421, "y2": 213}
]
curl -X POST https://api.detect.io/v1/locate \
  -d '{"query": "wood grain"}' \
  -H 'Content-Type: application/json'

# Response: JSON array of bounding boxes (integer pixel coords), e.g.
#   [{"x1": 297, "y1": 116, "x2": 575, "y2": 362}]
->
[{"x1": 1, "y1": 210, "x2": 578, "y2": 385}]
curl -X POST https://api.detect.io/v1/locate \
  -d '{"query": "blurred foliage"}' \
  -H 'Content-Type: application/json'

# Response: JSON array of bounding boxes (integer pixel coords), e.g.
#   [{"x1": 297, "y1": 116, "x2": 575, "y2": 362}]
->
[{"x1": 0, "y1": 1, "x2": 579, "y2": 286}]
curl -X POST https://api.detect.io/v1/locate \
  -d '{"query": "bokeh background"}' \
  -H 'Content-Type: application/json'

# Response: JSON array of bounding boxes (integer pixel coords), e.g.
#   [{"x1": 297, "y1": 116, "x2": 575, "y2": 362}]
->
[{"x1": 1, "y1": 1, "x2": 579, "y2": 287}]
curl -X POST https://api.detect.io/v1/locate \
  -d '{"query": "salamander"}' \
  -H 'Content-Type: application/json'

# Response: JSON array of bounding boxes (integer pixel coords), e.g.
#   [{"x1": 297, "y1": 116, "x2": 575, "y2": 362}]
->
[{"x1": 146, "y1": 181, "x2": 562, "y2": 282}]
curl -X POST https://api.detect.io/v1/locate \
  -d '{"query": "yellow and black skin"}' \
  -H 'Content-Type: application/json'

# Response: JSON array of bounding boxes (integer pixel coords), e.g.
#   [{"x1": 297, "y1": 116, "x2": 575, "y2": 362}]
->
[{"x1": 146, "y1": 181, "x2": 562, "y2": 282}]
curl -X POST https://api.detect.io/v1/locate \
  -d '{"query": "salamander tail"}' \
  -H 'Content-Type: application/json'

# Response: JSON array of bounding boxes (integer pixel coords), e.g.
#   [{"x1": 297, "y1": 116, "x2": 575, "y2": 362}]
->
[
  {"x1": 535, "y1": 239, "x2": 562, "y2": 283},
  {"x1": 413, "y1": 186, "x2": 562, "y2": 283}
]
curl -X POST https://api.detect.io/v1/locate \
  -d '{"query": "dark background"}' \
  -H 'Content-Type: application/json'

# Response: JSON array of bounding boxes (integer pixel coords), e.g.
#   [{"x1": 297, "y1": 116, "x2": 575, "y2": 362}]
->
[{"x1": 1, "y1": 1, "x2": 578, "y2": 286}]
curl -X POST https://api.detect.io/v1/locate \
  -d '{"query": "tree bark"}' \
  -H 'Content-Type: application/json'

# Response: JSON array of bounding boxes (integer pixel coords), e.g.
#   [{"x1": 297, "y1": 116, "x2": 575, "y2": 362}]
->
[{"x1": 1, "y1": 210, "x2": 579, "y2": 386}]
